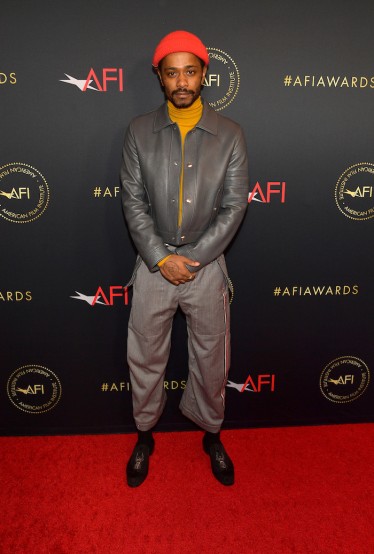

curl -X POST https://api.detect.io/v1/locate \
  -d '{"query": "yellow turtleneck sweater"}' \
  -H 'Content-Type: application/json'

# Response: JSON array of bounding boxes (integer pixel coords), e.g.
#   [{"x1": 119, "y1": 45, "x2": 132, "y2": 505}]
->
[{"x1": 158, "y1": 97, "x2": 203, "y2": 267}]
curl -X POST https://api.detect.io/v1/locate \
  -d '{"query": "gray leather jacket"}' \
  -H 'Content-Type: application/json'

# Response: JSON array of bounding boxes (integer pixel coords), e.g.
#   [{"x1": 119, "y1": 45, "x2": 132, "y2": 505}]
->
[{"x1": 121, "y1": 99, "x2": 249, "y2": 272}]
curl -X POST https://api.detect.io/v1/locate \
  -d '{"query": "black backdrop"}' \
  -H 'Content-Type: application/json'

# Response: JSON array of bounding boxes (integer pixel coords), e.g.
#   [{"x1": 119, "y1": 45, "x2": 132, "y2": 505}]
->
[{"x1": 1, "y1": 0, "x2": 373, "y2": 435}]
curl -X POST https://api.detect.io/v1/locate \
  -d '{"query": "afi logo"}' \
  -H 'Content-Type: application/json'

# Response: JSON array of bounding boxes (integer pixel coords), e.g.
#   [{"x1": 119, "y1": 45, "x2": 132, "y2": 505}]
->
[
  {"x1": 92, "y1": 286, "x2": 129, "y2": 306},
  {"x1": 328, "y1": 375, "x2": 354, "y2": 385},
  {"x1": 248, "y1": 181, "x2": 286, "y2": 203},
  {"x1": 60, "y1": 68, "x2": 124, "y2": 92},
  {"x1": 344, "y1": 186, "x2": 373, "y2": 198},
  {"x1": 16, "y1": 385, "x2": 44, "y2": 395},
  {"x1": 204, "y1": 74, "x2": 220, "y2": 87},
  {"x1": 0, "y1": 187, "x2": 30, "y2": 200},
  {"x1": 227, "y1": 375, "x2": 276, "y2": 393},
  {"x1": 241, "y1": 374, "x2": 275, "y2": 392},
  {"x1": 71, "y1": 286, "x2": 129, "y2": 306}
]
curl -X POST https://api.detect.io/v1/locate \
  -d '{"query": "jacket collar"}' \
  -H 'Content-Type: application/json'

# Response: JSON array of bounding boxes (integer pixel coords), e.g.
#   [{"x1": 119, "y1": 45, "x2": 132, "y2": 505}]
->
[{"x1": 153, "y1": 97, "x2": 218, "y2": 135}]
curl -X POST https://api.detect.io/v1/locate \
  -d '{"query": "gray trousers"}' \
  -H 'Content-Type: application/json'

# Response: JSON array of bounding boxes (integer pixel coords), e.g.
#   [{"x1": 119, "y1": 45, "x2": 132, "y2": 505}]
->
[{"x1": 127, "y1": 255, "x2": 231, "y2": 433}]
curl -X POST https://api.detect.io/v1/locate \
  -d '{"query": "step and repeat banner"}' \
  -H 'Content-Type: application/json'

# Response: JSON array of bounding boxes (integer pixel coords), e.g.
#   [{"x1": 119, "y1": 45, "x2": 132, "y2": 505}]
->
[{"x1": 1, "y1": 1, "x2": 373, "y2": 435}]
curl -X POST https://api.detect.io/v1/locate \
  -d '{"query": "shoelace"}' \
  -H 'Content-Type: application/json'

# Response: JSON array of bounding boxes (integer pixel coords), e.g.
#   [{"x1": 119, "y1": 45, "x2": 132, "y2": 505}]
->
[
  {"x1": 215, "y1": 452, "x2": 228, "y2": 469},
  {"x1": 134, "y1": 452, "x2": 144, "y2": 470}
]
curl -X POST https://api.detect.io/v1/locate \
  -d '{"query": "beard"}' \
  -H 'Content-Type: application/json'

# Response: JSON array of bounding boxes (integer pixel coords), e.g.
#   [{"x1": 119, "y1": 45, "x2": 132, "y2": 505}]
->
[{"x1": 169, "y1": 88, "x2": 200, "y2": 109}]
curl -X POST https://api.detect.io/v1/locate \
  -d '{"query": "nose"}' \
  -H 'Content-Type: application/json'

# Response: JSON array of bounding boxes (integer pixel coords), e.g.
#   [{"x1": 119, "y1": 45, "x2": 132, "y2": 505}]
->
[{"x1": 176, "y1": 72, "x2": 188, "y2": 88}]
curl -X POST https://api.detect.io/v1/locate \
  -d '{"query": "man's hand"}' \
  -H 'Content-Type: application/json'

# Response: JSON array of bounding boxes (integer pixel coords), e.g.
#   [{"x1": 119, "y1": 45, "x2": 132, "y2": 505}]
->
[{"x1": 159, "y1": 254, "x2": 200, "y2": 285}]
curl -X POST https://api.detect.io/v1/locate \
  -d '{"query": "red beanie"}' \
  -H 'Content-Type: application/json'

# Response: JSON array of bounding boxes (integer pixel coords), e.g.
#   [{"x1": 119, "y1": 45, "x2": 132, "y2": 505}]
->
[{"x1": 152, "y1": 30, "x2": 209, "y2": 68}]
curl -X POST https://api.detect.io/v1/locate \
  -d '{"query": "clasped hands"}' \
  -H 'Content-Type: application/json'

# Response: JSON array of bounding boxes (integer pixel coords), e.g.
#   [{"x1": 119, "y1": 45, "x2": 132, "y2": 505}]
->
[{"x1": 159, "y1": 254, "x2": 200, "y2": 286}]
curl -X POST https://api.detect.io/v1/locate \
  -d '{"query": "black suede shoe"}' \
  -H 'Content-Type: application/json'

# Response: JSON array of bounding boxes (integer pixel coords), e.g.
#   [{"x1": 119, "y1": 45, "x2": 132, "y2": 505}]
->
[
  {"x1": 203, "y1": 436, "x2": 234, "y2": 486},
  {"x1": 126, "y1": 441, "x2": 154, "y2": 488}
]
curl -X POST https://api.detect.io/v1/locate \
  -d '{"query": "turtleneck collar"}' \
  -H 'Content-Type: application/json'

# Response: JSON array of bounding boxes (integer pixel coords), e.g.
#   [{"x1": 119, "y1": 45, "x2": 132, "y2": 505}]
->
[{"x1": 167, "y1": 96, "x2": 203, "y2": 124}]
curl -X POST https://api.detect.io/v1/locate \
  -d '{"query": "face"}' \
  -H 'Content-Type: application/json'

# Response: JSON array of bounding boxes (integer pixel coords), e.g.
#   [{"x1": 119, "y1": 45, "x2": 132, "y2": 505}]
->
[{"x1": 157, "y1": 52, "x2": 207, "y2": 109}]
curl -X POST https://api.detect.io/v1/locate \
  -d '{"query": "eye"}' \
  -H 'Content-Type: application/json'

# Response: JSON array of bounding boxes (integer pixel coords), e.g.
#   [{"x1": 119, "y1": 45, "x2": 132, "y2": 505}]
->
[
  {"x1": 167, "y1": 71, "x2": 176, "y2": 77},
  {"x1": 186, "y1": 70, "x2": 195, "y2": 75}
]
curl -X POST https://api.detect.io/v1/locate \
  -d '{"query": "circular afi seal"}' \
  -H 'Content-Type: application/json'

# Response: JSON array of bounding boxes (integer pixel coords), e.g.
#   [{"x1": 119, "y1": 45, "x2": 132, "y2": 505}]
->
[
  {"x1": 204, "y1": 48, "x2": 240, "y2": 111},
  {"x1": 7, "y1": 365, "x2": 62, "y2": 414},
  {"x1": 0, "y1": 162, "x2": 49, "y2": 223},
  {"x1": 335, "y1": 163, "x2": 374, "y2": 221},
  {"x1": 320, "y1": 356, "x2": 370, "y2": 403}
]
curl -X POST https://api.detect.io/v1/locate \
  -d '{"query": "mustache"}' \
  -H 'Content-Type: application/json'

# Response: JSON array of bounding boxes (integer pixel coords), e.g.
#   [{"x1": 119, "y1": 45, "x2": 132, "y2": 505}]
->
[{"x1": 172, "y1": 89, "x2": 194, "y2": 96}]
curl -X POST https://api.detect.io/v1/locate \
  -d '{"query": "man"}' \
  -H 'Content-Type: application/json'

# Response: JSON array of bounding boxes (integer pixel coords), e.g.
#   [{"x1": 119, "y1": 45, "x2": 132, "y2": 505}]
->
[{"x1": 121, "y1": 30, "x2": 249, "y2": 487}]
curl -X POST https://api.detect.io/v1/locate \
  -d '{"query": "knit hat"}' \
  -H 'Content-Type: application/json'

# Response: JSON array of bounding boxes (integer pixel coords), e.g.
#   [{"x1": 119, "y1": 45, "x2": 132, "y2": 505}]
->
[{"x1": 152, "y1": 30, "x2": 209, "y2": 68}]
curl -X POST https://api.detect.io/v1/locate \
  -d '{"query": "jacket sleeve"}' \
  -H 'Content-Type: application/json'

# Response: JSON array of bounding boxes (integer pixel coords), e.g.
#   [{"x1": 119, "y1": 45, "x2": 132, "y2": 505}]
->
[
  {"x1": 176, "y1": 126, "x2": 249, "y2": 269},
  {"x1": 120, "y1": 122, "x2": 170, "y2": 271}
]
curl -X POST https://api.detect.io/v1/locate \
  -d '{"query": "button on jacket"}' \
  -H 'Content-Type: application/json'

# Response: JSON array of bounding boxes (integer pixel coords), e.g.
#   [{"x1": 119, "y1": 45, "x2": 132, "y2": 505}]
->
[{"x1": 120, "y1": 99, "x2": 249, "y2": 271}]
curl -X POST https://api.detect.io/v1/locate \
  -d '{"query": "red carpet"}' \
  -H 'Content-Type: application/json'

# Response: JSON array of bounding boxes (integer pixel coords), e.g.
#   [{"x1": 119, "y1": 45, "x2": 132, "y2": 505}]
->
[{"x1": 1, "y1": 424, "x2": 373, "y2": 553}]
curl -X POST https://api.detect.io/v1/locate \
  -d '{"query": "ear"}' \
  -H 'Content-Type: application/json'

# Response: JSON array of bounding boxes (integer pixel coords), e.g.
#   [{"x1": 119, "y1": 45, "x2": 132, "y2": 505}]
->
[
  {"x1": 157, "y1": 70, "x2": 164, "y2": 86},
  {"x1": 201, "y1": 65, "x2": 208, "y2": 84}
]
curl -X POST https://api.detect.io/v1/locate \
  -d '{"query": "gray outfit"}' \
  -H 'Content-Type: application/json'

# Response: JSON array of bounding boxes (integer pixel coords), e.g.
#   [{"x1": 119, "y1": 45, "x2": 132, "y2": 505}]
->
[{"x1": 121, "y1": 99, "x2": 249, "y2": 432}]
